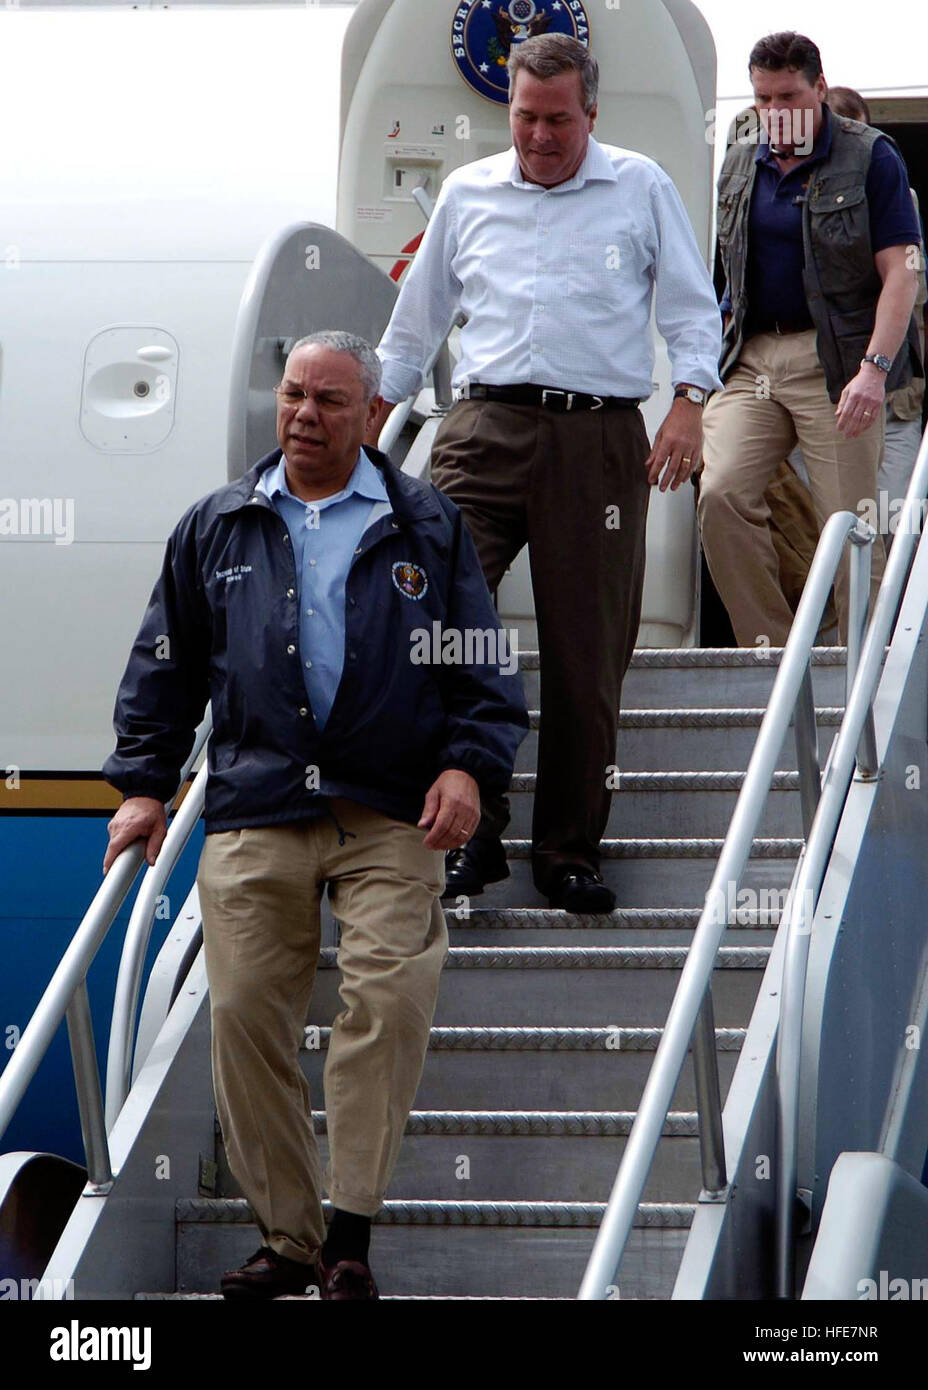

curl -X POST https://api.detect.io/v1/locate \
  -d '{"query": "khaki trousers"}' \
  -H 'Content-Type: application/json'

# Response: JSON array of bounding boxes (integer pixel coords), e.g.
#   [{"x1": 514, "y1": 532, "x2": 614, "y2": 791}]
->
[
  {"x1": 698, "y1": 330, "x2": 885, "y2": 646},
  {"x1": 197, "y1": 798, "x2": 448, "y2": 1266},
  {"x1": 430, "y1": 398, "x2": 651, "y2": 893}
]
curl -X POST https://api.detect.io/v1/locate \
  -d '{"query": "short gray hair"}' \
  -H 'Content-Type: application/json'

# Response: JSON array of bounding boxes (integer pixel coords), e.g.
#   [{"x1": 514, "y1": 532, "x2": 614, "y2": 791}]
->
[
  {"x1": 286, "y1": 330, "x2": 382, "y2": 402},
  {"x1": 507, "y1": 34, "x2": 598, "y2": 114}
]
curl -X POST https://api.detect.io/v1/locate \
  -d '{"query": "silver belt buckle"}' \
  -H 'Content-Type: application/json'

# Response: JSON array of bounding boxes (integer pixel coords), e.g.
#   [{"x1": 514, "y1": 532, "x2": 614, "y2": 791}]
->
[{"x1": 541, "y1": 389, "x2": 573, "y2": 410}]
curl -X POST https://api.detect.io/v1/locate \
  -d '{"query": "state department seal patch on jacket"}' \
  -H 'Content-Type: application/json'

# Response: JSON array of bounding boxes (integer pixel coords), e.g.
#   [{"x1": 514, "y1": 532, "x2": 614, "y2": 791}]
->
[
  {"x1": 450, "y1": 1, "x2": 592, "y2": 106},
  {"x1": 392, "y1": 560, "x2": 429, "y2": 599}
]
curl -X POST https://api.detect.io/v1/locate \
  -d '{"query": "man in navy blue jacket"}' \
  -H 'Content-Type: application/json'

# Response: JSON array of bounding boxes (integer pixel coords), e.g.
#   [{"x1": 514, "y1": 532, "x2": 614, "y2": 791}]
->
[{"x1": 102, "y1": 331, "x2": 527, "y2": 1301}]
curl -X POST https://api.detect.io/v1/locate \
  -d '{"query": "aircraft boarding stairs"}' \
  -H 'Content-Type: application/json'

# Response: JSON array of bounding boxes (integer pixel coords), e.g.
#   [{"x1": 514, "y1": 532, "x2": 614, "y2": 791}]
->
[
  {"x1": 148, "y1": 646, "x2": 838, "y2": 1301},
  {"x1": 0, "y1": 643, "x2": 843, "y2": 1301}
]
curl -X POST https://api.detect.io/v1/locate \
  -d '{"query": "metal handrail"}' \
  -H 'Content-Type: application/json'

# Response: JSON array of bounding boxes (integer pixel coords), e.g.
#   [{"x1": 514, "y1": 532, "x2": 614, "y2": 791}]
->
[
  {"x1": 104, "y1": 722, "x2": 212, "y2": 1128},
  {"x1": 377, "y1": 394, "x2": 416, "y2": 456},
  {"x1": 775, "y1": 423, "x2": 928, "y2": 1296},
  {"x1": 577, "y1": 509, "x2": 876, "y2": 1299},
  {"x1": 0, "y1": 719, "x2": 210, "y2": 1186}
]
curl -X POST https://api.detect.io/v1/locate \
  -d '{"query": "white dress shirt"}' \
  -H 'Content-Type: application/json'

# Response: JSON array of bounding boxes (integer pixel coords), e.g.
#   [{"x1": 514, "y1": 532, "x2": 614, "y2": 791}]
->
[{"x1": 376, "y1": 136, "x2": 724, "y2": 404}]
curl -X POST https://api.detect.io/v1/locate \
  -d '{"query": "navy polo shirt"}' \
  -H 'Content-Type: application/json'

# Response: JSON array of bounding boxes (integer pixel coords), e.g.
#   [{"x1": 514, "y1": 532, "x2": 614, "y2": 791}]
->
[{"x1": 719, "y1": 105, "x2": 920, "y2": 333}]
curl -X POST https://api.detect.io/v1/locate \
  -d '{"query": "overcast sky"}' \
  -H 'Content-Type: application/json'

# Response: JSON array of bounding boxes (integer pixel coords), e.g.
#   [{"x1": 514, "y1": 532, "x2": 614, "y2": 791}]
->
[{"x1": 694, "y1": 0, "x2": 926, "y2": 101}]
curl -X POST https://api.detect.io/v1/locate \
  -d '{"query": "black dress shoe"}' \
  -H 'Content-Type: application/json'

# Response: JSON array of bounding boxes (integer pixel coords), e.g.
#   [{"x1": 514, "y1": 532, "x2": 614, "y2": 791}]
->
[
  {"x1": 441, "y1": 837, "x2": 509, "y2": 898},
  {"x1": 220, "y1": 1245, "x2": 320, "y2": 1300},
  {"x1": 546, "y1": 868, "x2": 615, "y2": 913}
]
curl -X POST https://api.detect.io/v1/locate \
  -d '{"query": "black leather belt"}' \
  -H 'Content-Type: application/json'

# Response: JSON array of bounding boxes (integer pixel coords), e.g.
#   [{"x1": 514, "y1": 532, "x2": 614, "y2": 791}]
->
[
  {"x1": 460, "y1": 383, "x2": 640, "y2": 411},
  {"x1": 751, "y1": 321, "x2": 814, "y2": 336}
]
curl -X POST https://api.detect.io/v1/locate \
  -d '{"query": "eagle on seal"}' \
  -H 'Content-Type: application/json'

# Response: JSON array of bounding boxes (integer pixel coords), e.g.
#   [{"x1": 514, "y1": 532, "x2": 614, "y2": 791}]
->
[{"x1": 493, "y1": 2, "x2": 553, "y2": 53}]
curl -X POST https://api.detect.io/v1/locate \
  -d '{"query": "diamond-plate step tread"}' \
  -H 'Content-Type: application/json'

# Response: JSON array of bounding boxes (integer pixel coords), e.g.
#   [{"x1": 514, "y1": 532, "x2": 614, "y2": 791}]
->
[
  {"x1": 506, "y1": 772, "x2": 803, "y2": 836},
  {"x1": 516, "y1": 645, "x2": 850, "y2": 707},
  {"x1": 178, "y1": 1197, "x2": 695, "y2": 1227},
  {"x1": 300, "y1": 1024, "x2": 746, "y2": 1109},
  {"x1": 565, "y1": 708, "x2": 840, "y2": 772},
  {"x1": 443, "y1": 906, "x2": 778, "y2": 947},
  {"x1": 175, "y1": 1200, "x2": 694, "y2": 1298},
  {"x1": 307, "y1": 945, "x2": 769, "y2": 1025}
]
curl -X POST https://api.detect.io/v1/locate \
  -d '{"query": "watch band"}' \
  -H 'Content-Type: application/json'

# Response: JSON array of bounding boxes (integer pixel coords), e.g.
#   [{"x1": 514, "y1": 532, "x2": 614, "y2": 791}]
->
[
  {"x1": 674, "y1": 386, "x2": 708, "y2": 406},
  {"x1": 862, "y1": 353, "x2": 893, "y2": 373}
]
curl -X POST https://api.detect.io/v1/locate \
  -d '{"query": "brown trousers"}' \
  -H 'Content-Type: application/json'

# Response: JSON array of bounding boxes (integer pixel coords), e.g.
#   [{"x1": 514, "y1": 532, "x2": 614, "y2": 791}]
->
[{"x1": 429, "y1": 398, "x2": 651, "y2": 893}]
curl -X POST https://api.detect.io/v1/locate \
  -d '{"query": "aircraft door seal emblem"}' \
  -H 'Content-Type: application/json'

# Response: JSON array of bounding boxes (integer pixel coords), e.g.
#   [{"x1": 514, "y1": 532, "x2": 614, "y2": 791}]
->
[{"x1": 450, "y1": 1, "x2": 592, "y2": 106}]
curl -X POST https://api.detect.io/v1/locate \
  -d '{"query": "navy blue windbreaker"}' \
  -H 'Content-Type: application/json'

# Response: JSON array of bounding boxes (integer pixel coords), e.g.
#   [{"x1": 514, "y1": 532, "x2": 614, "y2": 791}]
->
[{"x1": 103, "y1": 445, "x2": 529, "y2": 831}]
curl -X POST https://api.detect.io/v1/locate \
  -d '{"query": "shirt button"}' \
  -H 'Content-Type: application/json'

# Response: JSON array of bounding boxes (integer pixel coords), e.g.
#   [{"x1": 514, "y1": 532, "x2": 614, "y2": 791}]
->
[
  {"x1": 309, "y1": 558, "x2": 317, "y2": 566},
  {"x1": 287, "y1": 644, "x2": 296, "y2": 654},
  {"x1": 538, "y1": 304, "x2": 545, "y2": 312},
  {"x1": 305, "y1": 660, "x2": 312, "y2": 669},
  {"x1": 287, "y1": 588, "x2": 295, "y2": 599},
  {"x1": 306, "y1": 608, "x2": 314, "y2": 616},
  {"x1": 299, "y1": 707, "x2": 308, "y2": 717}
]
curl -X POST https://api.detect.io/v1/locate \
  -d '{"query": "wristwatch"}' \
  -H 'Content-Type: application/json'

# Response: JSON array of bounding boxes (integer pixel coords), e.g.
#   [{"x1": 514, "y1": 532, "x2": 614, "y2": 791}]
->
[
  {"x1": 674, "y1": 386, "x2": 708, "y2": 406},
  {"x1": 861, "y1": 353, "x2": 893, "y2": 373}
]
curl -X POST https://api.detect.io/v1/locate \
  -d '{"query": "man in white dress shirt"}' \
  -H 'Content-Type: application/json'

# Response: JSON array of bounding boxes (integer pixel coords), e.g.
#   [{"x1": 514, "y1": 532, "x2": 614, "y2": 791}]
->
[{"x1": 369, "y1": 34, "x2": 723, "y2": 911}]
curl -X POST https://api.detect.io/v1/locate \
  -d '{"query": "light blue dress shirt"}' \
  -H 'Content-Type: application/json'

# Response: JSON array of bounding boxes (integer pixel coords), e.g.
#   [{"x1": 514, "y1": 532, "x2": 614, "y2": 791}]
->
[
  {"x1": 257, "y1": 448, "x2": 390, "y2": 730},
  {"x1": 377, "y1": 136, "x2": 724, "y2": 403}
]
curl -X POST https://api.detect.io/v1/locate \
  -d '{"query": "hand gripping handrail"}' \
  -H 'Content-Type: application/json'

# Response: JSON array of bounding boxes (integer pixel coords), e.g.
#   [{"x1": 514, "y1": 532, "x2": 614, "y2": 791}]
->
[
  {"x1": 775, "y1": 423, "x2": 928, "y2": 1296},
  {"x1": 577, "y1": 509, "x2": 876, "y2": 1299},
  {"x1": 0, "y1": 718, "x2": 211, "y2": 1189}
]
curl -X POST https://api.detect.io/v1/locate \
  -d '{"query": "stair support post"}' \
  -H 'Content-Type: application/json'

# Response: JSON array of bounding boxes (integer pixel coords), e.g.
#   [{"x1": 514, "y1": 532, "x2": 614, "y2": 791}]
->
[{"x1": 692, "y1": 986, "x2": 728, "y2": 1199}]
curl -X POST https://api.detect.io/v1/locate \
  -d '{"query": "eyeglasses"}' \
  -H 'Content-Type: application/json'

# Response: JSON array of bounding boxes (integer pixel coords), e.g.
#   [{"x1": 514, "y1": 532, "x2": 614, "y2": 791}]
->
[{"x1": 274, "y1": 385, "x2": 351, "y2": 410}]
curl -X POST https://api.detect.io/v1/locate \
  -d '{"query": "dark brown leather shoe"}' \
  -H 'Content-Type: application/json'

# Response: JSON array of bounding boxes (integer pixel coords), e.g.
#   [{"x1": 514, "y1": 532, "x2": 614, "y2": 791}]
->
[
  {"x1": 318, "y1": 1256, "x2": 380, "y2": 1300},
  {"x1": 220, "y1": 1245, "x2": 320, "y2": 1300}
]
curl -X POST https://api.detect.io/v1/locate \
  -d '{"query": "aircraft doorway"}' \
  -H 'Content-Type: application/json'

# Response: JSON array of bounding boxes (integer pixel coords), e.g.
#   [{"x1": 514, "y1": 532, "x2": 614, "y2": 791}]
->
[{"x1": 873, "y1": 99, "x2": 928, "y2": 430}]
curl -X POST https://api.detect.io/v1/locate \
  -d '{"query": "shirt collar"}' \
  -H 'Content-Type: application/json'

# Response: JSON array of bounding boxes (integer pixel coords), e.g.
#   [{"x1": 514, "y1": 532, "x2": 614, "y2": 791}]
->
[
  {"x1": 756, "y1": 102, "x2": 832, "y2": 169},
  {"x1": 257, "y1": 446, "x2": 388, "y2": 508},
  {"x1": 492, "y1": 135, "x2": 617, "y2": 191}
]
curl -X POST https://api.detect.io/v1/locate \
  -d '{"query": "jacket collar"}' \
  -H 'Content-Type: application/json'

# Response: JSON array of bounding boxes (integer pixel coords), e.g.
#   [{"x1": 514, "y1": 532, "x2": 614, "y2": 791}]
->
[{"x1": 216, "y1": 444, "x2": 441, "y2": 523}]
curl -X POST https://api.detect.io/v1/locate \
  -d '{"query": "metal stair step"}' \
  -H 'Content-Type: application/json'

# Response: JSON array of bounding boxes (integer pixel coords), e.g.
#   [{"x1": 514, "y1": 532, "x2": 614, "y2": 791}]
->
[
  {"x1": 461, "y1": 837, "x2": 800, "y2": 907},
  {"x1": 174, "y1": 1198, "x2": 694, "y2": 1298},
  {"x1": 214, "y1": 1109, "x2": 703, "y2": 1204},
  {"x1": 515, "y1": 646, "x2": 848, "y2": 708},
  {"x1": 514, "y1": 707, "x2": 842, "y2": 772},
  {"x1": 307, "y1": 944, "x2": 770, "y2": 1025},
  {"x1": 300, "y1": 1025, "x2": 746, "y2": 1110},
  {"x1": 442, "y1": 905, "x2": 778, "y2": 947},
  {"x1": 134, "y1": 1292, "x2": 577, "y2": 1300},
  {"x1": 506, "y1": 770, "x2": 804, "y2": 836}
]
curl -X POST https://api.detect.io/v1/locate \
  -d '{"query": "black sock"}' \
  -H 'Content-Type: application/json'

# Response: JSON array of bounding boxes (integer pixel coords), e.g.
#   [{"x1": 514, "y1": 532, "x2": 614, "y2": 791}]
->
[{"x1": 322, "y1": 1207, "x2": 371, "y2": 1266}]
